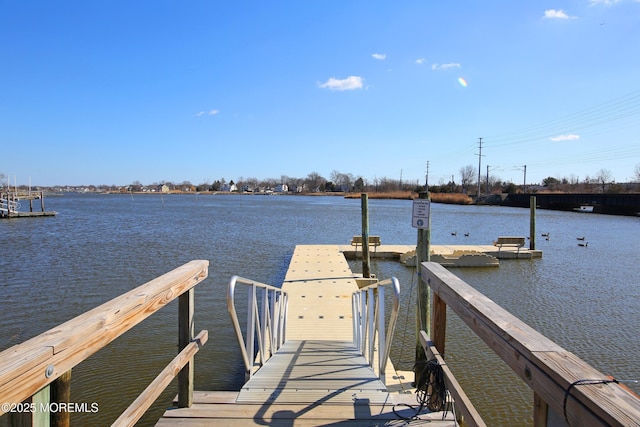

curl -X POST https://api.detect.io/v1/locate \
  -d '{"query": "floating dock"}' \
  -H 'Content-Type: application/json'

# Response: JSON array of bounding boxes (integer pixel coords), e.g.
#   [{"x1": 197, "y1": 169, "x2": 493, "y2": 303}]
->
[
  {"x1": 0, "y1": 191, "x2": 57, "y2": 218},
  {"x1": 155, "y1": 245, "x2": 457, "y2": 426},
  {"x1": 342, "y1": 243, "x2": 542, "y2": 267}
]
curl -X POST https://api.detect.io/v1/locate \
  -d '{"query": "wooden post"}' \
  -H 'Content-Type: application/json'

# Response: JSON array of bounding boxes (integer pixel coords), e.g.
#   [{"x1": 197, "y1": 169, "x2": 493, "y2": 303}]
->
[
  {"x1": 8, "y1": 386, "x2": 50, "y2": 427},
  {"x1": 431, "y1": 291, "x2": 446, "y2": 356},
  {"x1": 50, "y1": 370, "x2": 72, "y2": 427},
  {"x1": 530, "y1": 196, "x2": 536, "y2": 251},
  {"x1": 361, "y1": 193, "x2": 371, "y2": 278},
  {"x1": 533, "y1": 392, "x2": 549, "y2": 427},
  {"x1": 40, "y1": 192, "x2": 45, "y2": 213},
  {"x1": 415, "y1": 191, "x2": 431, "y2": 384},
  {"x1": 178, "y1": 288, "x2": 194, "y2": 407}
]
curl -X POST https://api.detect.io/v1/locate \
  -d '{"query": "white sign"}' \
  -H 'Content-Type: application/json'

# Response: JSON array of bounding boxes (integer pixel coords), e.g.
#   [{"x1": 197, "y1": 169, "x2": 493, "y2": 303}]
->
[{"x1": 412, "y1": 199, "x2": 431, "y2": 229}]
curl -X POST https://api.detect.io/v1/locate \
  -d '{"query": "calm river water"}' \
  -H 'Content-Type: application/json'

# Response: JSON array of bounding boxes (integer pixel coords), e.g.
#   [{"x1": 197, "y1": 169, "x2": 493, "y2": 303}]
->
[{"x1": 1, "y1": 193, "x2": 638, "y2": 426}]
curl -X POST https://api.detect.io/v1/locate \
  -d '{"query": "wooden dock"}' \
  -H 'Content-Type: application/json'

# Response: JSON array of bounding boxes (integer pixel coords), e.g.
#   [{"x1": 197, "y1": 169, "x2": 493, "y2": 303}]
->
[
  {"x1": 4, "y1": 250, "x2": 639, "y2": 427},
  {"x1": 0, "y1": 191, "x2": 57, "y2": 218},
  {"x1": 155, "y1": 245, "x2": 457, "y2": 426}
]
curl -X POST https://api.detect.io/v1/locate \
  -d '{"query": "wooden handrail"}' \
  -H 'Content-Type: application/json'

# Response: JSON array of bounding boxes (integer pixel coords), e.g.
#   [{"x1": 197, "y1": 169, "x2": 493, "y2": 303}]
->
[
  {"x1": 421, "y1": 261, "x2": 640, "y2": 426},
  {"x1": 111, "y1": 330, "x2": 209, "y2": 427},
  {"x1": 418, "y1": 331, "x2": 486, "y2": 427},
  {"x1": 0, "y1": 260, "x2": 209, "y2": 419}
]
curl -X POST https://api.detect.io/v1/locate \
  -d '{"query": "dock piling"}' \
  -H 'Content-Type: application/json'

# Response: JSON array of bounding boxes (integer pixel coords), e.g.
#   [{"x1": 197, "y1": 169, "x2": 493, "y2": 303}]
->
[{"x1": 361, "y1": 193, "x2": 371, "y2": 278}]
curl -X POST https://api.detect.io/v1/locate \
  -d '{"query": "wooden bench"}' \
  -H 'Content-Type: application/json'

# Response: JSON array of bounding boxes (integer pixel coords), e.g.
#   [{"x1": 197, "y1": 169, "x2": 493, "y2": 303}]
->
[
  {"x1": 493, "y1": 236, "x2": 526, "y2": 255},
  {"x1": 350, "y1": 235, "x2": 381, "y2": 252}
]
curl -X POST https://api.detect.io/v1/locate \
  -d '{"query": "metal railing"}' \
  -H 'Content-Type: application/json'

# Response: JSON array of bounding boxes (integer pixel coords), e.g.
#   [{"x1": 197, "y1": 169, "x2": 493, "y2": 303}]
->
[
  {"x1": 352, "y1": 277, "x2": 400, "y2": 385},
  {"x1": 0, "y1": 197, "x2": 19, "y2": 213},
  {"x1": 227, "y1": 276, "x2": 288, "y2": 380}
]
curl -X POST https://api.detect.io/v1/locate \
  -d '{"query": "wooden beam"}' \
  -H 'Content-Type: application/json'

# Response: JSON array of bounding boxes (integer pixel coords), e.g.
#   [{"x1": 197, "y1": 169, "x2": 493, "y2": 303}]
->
[
  {"x1": 421, "y1": 261, "x2": 640, "y2": 427},
  {"x1": 111, "y1": 330, "x2": 208, "y2": 427},
  {"x1": 0, "y1": 260, "x2": 209, "y2": 415},
  {"x1": 419, "y1": 331, "x2": 487, "y2": 427}
]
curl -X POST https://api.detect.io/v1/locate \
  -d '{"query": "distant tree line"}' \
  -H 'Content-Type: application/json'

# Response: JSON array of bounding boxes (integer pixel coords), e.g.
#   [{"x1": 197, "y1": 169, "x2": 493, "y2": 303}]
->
[{"x1": 3, "y1": 164, "x2": 640, "y2": 195}]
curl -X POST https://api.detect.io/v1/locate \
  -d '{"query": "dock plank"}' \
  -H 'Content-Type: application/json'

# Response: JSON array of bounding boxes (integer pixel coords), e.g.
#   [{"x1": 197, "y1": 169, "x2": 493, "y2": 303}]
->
[{"x1": 282, "y1": 245, "x2": 358, "y2": 341}]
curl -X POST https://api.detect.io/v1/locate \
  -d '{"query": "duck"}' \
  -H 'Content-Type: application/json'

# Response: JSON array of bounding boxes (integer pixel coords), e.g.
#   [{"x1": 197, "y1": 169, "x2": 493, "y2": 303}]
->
[
  {"x1": 578, "y1": 242, "x2": 588, "y2": 247},
  {"x1": 576, "y1": 237, "x2": 585, "y2": 241},
  {"x1": 541, "y1": 232, "x2": 550, "y2": 237},
  {"x1": 451, "y1": 232, "x2": 457, "y2": 236},
  {"x1": 464, "y1": 232, "x2": 470, "y2": 237}
]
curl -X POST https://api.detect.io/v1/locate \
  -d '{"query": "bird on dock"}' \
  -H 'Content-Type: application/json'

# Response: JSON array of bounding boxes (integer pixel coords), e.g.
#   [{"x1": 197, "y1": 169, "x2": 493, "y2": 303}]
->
[
  {"x1": 576, "y1": 237, "x2": 585, "y2": 241},
  {"x1": 578, "y1": 242, "x2": 588, "y2": 247}
]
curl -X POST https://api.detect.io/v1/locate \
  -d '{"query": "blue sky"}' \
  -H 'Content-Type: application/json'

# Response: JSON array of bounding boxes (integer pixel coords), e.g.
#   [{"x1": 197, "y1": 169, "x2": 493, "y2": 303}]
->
[{"x1": 1, "y1": 1, "x2": 639, "y2": 187}]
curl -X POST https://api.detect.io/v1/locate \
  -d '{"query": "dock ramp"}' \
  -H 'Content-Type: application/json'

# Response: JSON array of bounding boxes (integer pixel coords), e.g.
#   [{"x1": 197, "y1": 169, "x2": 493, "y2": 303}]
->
[{"x1": 156, "y1": 245, "x2": 458, "y2": 426}]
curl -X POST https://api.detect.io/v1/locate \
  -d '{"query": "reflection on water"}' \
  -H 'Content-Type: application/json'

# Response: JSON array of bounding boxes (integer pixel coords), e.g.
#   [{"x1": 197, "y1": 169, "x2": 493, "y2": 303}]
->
[{"x1": 1, "y1": 194, "x2": 638, "y2": 426}]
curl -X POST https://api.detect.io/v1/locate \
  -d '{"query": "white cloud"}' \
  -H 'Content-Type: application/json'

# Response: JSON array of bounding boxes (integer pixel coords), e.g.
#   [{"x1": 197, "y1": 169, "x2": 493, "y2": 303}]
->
[
  {"x1": 550, "y1": 134, "x2": 580, "y2": 141},
  {"x1": 416, "y1": 58, "x2": 426, "y2": 65},
  {"x1": 195, "y1": 109, "x2": 219, "y2": 117},
  {"x1": 544, "y1": 9, "x2": 576, "y2": 19},
  {"x1": 589, "y1": 0, "x2": 622, "y2": 5},
  {"x1": 431, "y1": 62, "x2": 461, "y2": 71},
  {"x1": 318, "y1": 76, "x2": 363, "y2": 91},
  {"x1": 372, "y1": 53, "x2": 386, "y2": 60}
]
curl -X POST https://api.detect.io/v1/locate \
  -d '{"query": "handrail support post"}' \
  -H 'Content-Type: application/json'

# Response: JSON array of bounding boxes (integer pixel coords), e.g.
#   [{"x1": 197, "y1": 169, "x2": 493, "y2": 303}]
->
[{"x1": 178, "y1": 288, "x2": 195, "y2": 408}]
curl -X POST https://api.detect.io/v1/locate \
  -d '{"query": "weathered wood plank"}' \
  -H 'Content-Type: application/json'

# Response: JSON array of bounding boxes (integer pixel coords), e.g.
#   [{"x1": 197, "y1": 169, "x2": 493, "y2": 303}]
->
[
  {"x1": 157, "y1": 417, "x2": 452, "y2": 426},
  {"x1": 111, "y1": 330, "x2": 208, "y2": 427},
  {"x1": 0, "y1": 260, "x2": 209, "y2": 415},
  {"x1": 419, "y1": 331, "x2": 487, "y2": 427},
  {"x1": 160, "y1": 401, "x2": 456, "y2": 421},
  {"x1": 421, "y1": 261, "x2": 640, "y2": 427}
]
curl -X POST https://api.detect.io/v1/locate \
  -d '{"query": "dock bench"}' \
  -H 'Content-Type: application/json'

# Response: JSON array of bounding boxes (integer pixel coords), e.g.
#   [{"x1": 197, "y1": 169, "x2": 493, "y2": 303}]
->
[
  {"x1": 493, "y1": 236, "x2": 526, "y2": 255},
  {"x1": 350, "y1": 235, "x2": 381, "y2": 252}
]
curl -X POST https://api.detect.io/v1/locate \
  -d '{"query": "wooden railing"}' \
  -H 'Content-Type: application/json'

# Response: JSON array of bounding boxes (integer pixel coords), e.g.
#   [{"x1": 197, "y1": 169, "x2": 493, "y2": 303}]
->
[
  {"x1": 0, "y1": 260, "x2": 209, "y2": 427},
  {"x1": 421, "y1": 261, "x2": 640, "y2": 427}
]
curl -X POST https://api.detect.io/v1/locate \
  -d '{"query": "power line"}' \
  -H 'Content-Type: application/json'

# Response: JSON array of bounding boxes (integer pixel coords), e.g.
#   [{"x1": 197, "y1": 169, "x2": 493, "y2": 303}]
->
[{"x1": 486, "y1": 89, "x2": 640, "y2": 147}]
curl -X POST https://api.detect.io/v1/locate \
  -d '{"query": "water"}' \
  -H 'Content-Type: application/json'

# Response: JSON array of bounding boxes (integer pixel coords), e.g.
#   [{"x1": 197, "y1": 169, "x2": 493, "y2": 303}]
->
[{"x1": 1, "y1": 194, "x2": 638, "y2": 426}]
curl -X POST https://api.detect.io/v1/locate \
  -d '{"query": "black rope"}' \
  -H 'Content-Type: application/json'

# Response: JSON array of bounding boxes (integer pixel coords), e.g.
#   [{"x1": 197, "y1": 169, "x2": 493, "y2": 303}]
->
[
  {"x1": 393, "y1": 357, "x2": 449, "y2": 421},
  {"x1": 563, "y1": 378, "x2": 618, "y2": 426}
]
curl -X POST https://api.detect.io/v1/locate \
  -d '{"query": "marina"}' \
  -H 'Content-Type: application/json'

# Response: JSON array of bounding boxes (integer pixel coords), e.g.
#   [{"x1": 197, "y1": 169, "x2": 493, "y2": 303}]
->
[{"x1": 0, "y1": 194, "x2": 638, "y2": 426}]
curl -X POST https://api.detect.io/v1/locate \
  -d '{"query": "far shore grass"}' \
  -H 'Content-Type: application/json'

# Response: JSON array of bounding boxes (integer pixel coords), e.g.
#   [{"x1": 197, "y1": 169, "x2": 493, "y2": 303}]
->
[
  {"x1": 123, "y1": 190, "x2": 473, "y2": 204},
  {"x1": 344, "y1": 191, "x2": 473, "y2": 204}
]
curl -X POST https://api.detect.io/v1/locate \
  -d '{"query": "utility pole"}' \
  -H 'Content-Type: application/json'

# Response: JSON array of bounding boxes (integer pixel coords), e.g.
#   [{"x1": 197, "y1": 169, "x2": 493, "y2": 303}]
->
[
  {"x1": 476, "y1": 138, "x2": 484, "y2": 198},
  {"x1": 515, "y1": 165, "x2": 527, "y2": 193},
  {"x1": 425, "y1": 161, "x2": 430, "y2": 190}
]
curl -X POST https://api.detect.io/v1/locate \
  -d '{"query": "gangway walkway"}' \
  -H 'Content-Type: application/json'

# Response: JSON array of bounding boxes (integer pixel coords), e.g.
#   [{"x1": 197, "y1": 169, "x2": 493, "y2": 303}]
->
[{"x1": 156, "y1": 245, "x2": 457, "y2": 426}]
